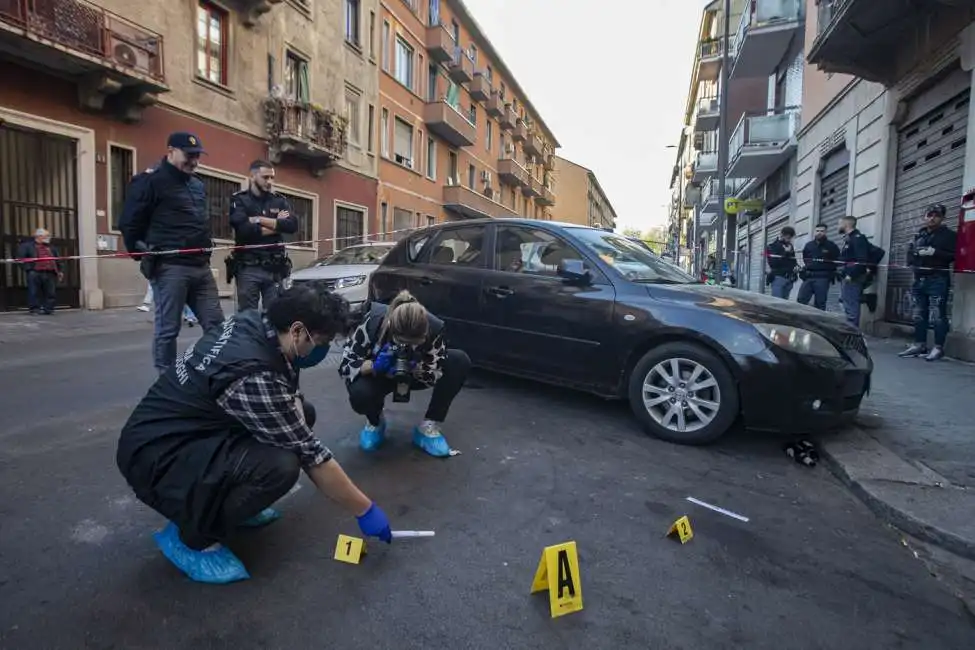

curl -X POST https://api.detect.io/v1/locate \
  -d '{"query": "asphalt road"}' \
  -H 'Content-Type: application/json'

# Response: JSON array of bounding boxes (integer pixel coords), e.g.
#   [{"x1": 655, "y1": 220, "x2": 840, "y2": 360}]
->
[{"x1": 0, "y1": 320, "x2": 973, "y2": 649}]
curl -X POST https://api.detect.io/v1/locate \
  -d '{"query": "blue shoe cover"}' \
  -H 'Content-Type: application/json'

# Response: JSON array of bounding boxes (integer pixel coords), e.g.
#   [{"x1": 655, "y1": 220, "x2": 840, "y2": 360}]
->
[
  {"x1": 359, "y1": 419, "x2": 387, "y2": 451},
  {"x1": 239, "y1": 507, "x2": 281, "y2": 528},
  {"x1": 152, "y1": 522, "x2": 250, "y2": 584},
  {"x1": 412, "y1": 427, "x2": 451, "y2": 457}
]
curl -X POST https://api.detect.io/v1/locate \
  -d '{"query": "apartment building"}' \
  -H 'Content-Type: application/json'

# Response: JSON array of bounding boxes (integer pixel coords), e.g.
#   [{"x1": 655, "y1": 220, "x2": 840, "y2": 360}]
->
[
  {"x1": 0, "y1": 0, "x2": 378, "y2": 310},
  {"x1": 550, "y1": 157, "x2": 618, "y2": 230},
  {"x1": 799, "y1": 0, "x2": 975, "y2": 360},
  {"x1": 375, "y1": 0, "x2": 559, "y2": 236}
]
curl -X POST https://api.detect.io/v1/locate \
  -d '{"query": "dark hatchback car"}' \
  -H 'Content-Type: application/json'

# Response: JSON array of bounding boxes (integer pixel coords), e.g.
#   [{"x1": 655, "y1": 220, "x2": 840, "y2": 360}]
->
[{"x1": 368, "y1": 219, "x2": 872, "y2": 445}]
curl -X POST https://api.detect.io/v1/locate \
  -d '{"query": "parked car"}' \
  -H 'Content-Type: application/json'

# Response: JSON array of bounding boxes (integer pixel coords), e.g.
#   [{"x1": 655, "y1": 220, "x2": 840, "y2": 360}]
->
[
  {"x1": 285, "y1": 242, "x2": 395, "y2": 310},
  {"x1": 368, "y1": 219, "x2": 872, "y2": 445}
]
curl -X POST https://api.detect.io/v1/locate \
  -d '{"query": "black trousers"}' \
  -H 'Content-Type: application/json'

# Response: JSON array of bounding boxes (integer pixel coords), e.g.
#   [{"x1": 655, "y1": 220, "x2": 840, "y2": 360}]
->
[{"x1": 347, "y1": 349, "x2": 470, "y2": 426}]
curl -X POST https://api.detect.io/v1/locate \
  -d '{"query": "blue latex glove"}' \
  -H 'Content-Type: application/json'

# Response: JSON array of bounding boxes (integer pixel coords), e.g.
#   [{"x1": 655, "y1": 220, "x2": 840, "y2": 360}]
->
[
  {"x1": 357, "y1": 502, "x2": 392, "y2": 543},
  {"x1": 373, "y1": 345, "x2": 395, "y2": 375}
]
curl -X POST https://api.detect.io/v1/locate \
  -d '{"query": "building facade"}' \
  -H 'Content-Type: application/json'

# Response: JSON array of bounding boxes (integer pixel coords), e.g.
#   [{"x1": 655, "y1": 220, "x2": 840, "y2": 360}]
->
[
  {"x1": 0, "y1": 0, "x2": 379, "y2": 310},
  {"x1": 550, "y1": 157, "x2": 618, "y2": 230},
  {"x1": 375, "y1": 0, "x2": 559, "y2": 238}
]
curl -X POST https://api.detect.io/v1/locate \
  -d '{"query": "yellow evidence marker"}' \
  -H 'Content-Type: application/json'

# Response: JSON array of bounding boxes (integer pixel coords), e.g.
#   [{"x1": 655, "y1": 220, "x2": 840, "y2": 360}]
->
[
  {"x1": 530, "y1": 541, "x2": 583, "y2": 618},
  {"x1": 334, "y1": 534, "x2": 367, "y2": 564},
  {"x1": 666, "y1": 515, "x2": 694, "y2": 544}
]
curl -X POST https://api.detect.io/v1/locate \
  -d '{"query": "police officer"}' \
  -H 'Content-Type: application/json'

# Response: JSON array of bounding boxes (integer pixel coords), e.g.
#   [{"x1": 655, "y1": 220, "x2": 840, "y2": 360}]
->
[
  {"x1": 898, "y1": 203, "x2": 958, "y2": 361},
  {"x1": 765, "y1": 226, "x2": 798, "y2": 299},
  {"x1": 837, "y1": 215, "x2": 871, "y2": 328},
  {"x1": 119, "y1": 132, "x2": 225, "y2": 373},
  {"x1": 228, "y1": 160, "x2": 298, "y2": 311},
  {"x1": 797, "y1": 223, "x2": 841, "y2": 310}
]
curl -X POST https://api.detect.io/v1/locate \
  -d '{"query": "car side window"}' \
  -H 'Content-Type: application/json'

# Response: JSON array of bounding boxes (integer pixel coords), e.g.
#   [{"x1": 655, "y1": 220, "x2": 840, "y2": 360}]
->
[
  {"x1": 494, "y1": 226, "x2": 584, "y2": 277},
  {"x1": 427, "y1": 226, "x2": 487, "y2": 267},
  {"x1": 407, "y1": 235, "x2": 431, "y2": 262}
]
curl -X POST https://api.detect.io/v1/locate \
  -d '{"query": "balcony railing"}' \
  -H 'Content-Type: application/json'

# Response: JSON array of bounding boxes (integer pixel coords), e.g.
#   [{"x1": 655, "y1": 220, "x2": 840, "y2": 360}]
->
[
  {"x1": 499, "y1": 103, "x2": 516, "y2": 129},
  {"x1": 497, "y1": 157, "x2": 529, "y2": 187},
  {"x1": 727, "y1": 107, "x2": 800, "y2": 180},
  {"x1": 816, "y1": 0, "x2": 850, "y2": 35},
  {"x1": 700, "y1": 37, "x2": 723, "y2": 59},
  {"x1": 447, "y1": 47, "x2": 473, "y2": 84},
  {"x1": 469, "y1": 72, "x2": 491, "y2": 102},
  {"x1": 524, "y1": 132, "x2": 544, "y2": 158},
  {"x1": 486, "y1": 91, "x2": 504, "y2": 117},
  {"x1": 697, "y1": 36, "x2": 724, "y2": 81},
  {"x1": 0, "y1": 0, "x2": 165, "y2": 81},
  {"x1": 701, "y1": 176, "x2": 750, "y2": 211},
  {"x1": 692, "y1": 151, "x2": 717, "y2": 182},
  {"x1": 512, "y1": 119, "x2": 527, "y2": 142},
  {"x1": 424, "y1": 23, "x2": 454, "y2": 62},
  {"x1": 732, "y1": 0, "x2": 803, "y2": 79},
  {"x1": 536, "y1": 184, "x2": 555, "y2": 206},
  {"x1": 265, "y1": 98, "x2": 347, "y2": 168},
  {"x1": 423, "y1": 98, "x2": 476, "y2": 148},
  {"x1": 694, "y1": 95, "x2": 720, "y2": 132},
  {"x1": 443, "y1": 184, "x2": 517, "y2": 220}
]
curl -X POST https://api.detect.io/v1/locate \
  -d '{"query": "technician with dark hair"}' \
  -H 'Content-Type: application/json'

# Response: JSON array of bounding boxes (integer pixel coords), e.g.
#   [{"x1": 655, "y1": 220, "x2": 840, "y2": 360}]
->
[
  {"x1": 797, "y1": 223, "x2": 841, "y2": 310},
  {"x1": 228, "y1": 160, "x2": 298, "y2": 311},
  {"x1": 766, "y1": 226, "x2": 798, "y2": 299},
  {"x1": 116, "y1": 282, "x2": 392, "y2": 584}
]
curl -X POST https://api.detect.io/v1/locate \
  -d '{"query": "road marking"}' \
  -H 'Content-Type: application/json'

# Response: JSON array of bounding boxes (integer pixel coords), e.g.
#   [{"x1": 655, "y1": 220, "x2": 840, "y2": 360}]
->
[{"x1": 686, "y1": 496, "x2": 750, "y2": 522}]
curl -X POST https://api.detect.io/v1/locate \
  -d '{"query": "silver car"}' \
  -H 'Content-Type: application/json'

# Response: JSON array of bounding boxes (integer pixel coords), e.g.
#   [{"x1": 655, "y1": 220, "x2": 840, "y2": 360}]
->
[{"x1": 284, "y1": 242, "x2": 395, "y2": 309}]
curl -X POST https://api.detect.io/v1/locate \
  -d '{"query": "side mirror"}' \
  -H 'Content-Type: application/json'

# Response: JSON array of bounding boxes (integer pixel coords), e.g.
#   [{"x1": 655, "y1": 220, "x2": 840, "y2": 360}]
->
[{"x1": 557, "y1": 258, "x2": 591, "y2": 284}]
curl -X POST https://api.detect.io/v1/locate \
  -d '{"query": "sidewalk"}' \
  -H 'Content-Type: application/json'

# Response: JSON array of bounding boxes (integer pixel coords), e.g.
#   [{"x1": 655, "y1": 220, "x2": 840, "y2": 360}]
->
[{"x1": 819, "y1": 336, "x2": 975, "y2": 560}]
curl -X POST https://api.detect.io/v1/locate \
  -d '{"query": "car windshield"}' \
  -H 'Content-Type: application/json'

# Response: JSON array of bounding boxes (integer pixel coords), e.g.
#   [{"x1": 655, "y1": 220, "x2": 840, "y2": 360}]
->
[
  {"x1": 567, "y1": 228, "x2": 698, "y2": 284},
  {"x1": 315, "y1": 245, "x2": 392, "y2": 266}
]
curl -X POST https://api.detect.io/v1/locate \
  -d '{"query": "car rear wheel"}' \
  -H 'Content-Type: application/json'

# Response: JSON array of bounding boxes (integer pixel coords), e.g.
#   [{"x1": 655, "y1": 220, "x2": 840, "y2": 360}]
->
[{"x1": 627, "y1": 342, "x2": 739, "y2": 445}]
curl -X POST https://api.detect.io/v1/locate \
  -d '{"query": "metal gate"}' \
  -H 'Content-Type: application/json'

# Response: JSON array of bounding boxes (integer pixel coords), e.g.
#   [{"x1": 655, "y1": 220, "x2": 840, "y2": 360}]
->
[
  {"x1": 749, "y1": 225, "x2": 764, "y2": 292},
  {"x1": 886, "y1": 89, "x2": 969, "y2": 324},
  {"x1": 334, "y1": 205, "x2": 365, "y2": 252},
  {"x1": 818, "y1": 166, "x2": 849, "y2": 315},
  {"x1": 0, "y1": 124, "x2": 80, "y2": 311}
]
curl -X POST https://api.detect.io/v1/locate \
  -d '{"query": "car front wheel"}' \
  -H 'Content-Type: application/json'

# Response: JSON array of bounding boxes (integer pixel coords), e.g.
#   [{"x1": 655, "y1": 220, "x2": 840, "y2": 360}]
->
[{"x1": 627, "y1": 341, "x2": 739, "y2": 445}]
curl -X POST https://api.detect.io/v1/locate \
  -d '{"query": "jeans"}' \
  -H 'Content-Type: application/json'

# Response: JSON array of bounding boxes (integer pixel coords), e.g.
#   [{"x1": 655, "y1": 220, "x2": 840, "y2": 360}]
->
[
  {"x1": 770, "y1": 275, "x2": 794, "y2": 299},
  {"x1": 797, "y1": 277, "x2": 830, "y2": 310},
  {"x1": 840, "y1": 278, "x2": 864, "y2": 327},
  {"x1": 27, "y1": 270, "x2": 57, "y2": 312},
  {"x1": 236, "y1": 265, "x2": 282, "y2": 311},
  {"x1": 912, "y1": 274, "x2": 951, "y2": 347},
  {"x1": 346, "y1": 349, "x2": 471, "y2": 425},
  {"x1": 143, "y1": 283, "x2": 197, "y2": 321},
  {"x1": 150, "y1": 262, "x2": 224, "y2": 373}
]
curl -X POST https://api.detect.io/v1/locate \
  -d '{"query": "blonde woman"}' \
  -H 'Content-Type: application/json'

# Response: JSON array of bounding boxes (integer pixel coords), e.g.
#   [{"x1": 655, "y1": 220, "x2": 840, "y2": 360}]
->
[{"x1": 338, "y1": 290, "x2": 470, "y2": 457}]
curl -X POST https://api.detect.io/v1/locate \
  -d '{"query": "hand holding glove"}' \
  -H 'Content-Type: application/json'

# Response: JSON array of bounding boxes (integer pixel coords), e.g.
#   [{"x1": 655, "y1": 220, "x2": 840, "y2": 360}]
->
[
  {"x1": 356, "y1": 502, "x2": 392, "y2": 543},
  {"x1": 373, "y1": 344, "x2": 395, "y2": 375}
]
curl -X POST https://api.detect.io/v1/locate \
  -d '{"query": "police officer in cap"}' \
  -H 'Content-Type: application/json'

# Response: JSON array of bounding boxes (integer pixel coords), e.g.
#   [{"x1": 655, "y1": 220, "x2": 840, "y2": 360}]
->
[
  {"x1": 116, "y1": 282, "x2": 393, "y2": 584},
  {"x1": 228, "y1": 160, "x2": 298, "y2": 311}
]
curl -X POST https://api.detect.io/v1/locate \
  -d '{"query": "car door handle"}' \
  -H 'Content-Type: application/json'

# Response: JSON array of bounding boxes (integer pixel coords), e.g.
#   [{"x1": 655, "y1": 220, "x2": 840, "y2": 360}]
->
[
  {"x1": 486, "y1": 286, "x2": 514, "y2": 298},
  {"x1": 419, "y1": 276, "x2": 433, "y2": 285}
]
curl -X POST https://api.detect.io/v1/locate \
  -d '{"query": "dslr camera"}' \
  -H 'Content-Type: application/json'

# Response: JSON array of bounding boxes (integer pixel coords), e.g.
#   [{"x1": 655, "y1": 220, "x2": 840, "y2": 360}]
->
[{"x1": 390, "y1": 343, "x2": 415, "y2": 403}]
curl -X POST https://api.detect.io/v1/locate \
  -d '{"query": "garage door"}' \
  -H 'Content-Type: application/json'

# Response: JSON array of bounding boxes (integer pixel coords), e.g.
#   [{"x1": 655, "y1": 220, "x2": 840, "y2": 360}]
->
[
  {"x1": 818, "y1": 165, "x2": 848, "y2": 316},
  {"x1": 749, "y1": 225, "x2": 764, "y2": 293},
  {"x1": 886, "y1": 89, "x2": 969, "y2": 324}
]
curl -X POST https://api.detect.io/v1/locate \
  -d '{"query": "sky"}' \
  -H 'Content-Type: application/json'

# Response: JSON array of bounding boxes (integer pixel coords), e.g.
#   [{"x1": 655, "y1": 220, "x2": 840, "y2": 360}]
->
[{"x1": 462, "y1": 0, "x2": 705, "y2": 234}]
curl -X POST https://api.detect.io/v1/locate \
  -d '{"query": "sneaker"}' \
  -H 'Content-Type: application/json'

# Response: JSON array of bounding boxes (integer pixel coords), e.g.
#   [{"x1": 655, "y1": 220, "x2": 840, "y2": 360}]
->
[
  {"x1": 359, "y1": 415, "x2": 387, "y2": 451},
  {"x1": 898, "y1": 343, "x2": 927, "y2": 358},
  {"x1": 137, "y1": 304, "x2": 150, "y2": 313},
  {"x1": 238, "y1": 507, "x2": 281, "y2": 528},
  {"x1": 925, "y1": 346, "x2": 945, "y2": 362},
  {"x1": 152, "y1": 522, "x2": 250, "y2": 584},
  {"x1": 412, "y1": 420, "x2": 451, "y2": 458}
]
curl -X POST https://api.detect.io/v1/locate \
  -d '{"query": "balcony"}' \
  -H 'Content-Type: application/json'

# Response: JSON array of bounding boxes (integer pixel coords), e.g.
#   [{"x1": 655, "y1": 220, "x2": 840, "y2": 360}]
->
[
  {"x1": 499, "y1": 103, "x2": 516, "y2": 130},
  {"x1": 536, "y1": 184, "x2": 555, "y2": 206},
  {"x1": 423, "y1": 99, "x2": 476, "y2": 147},
  {"x1": 486, "y1": 91, "x2": 504, "y2": 117},
  {"x1": 698, "y1": 37, "x2": 724, "y2": 82},
  {"x1": 692, "y1": 151, "x2": 717, "y2": 183},
  {"x1": 497, "y1": 157, "x2": 529, "y2": 187},
  {"x1": 469, "y1": 72, "x2": 491, "y2": 102},
  {"x1": 424, "y1": 23, "x2": 454, "y2": 63},
  {"x1": 727, "y1": 108, "x2": 800, "y2": 181},
  {"x1": 0, "y1": 0, "x2": 168, "y2": 121},
  {"x1": 443, "y1": 183, "x2": 517, "y2": 220},
  {"x1": 265, "y1": 99, "x2": 347, "y2": 176},
  {"x1": 701, "y1": 176, "x2": 751, "y2": 214},
  {"x1": 512, "y1": 119, "x2": 527, "y2": 142},
  {"x1": 543, "y1": 153, "x2": 555, "y2": 170},
  {"x1": 238, "y1": 0, "x2": 285, "y2": 27},
  {"x1": 807, "y1": 0, "x2": 969, "y2": 85},
  {"x1": 522, "y1": 176, "x2": 541, "y2": 198},
  {"x1": 731, "y1": 0, "x2": 804, "y2": 80},
  {"x1": 524, "y1": 132, "x2": 544, "y2": 158},
  {"x1": 694, "y1": 96, "x2": 720, "y2": 132},
  {"x1": 447, "y1": 48, "x2": 473, "y2": 84}
]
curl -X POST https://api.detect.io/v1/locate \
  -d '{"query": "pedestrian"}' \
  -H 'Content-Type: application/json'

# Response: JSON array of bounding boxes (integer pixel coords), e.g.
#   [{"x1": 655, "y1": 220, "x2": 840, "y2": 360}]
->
[
  {"x1": 765, "y1": 226, "x2": 798, "y2": 299},
  {"x1": 796, "y1": 223, "x2": 841, "y2": 310},
  {"x1": 339, "y1": 290, "x2": 471, "y2": 457},
  {"x1": 115, "y1": 282, "x2": 392, "y2": 584},
  {"x1": 898, "y1": 203, "x2": 958, "y2": 361},
  {"x1": 227, "y1": 160, "x2": 298, "y2": 311},
  {"x1": 118, "y1": 132, "x2": 225, "y2": 373},
  {"x1": 138, "y1": 282, "x2": 199, "y2": 326},
  {"x1": 16, "y1": 228, "x2": 63, "y2": 315},
  {"x1": 837, "y1": 215, "x2": 871, "y2": 328}
]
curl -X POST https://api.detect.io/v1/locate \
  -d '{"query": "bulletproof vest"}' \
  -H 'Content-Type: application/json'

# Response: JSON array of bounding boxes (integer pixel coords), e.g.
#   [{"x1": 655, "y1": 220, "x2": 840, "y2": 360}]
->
[
  {"x1": 117, "y1": 310, "x2": 294, "y2": 471},
  {"x1": 363, "y1": 302, "x2": 444, "y2": 354}
]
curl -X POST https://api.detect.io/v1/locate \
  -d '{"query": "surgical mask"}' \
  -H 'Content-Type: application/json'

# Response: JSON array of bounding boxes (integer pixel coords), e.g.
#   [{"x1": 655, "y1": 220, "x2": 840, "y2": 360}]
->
[{"x1": 295, "y1": 344, "x2": 330, "y2": 368}]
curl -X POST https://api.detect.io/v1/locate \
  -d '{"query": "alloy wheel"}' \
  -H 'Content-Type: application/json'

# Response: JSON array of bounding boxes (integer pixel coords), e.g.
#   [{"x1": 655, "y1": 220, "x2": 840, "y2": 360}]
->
[{"x1": 641, "y1": 357, "x2": 722, "y2": 433}]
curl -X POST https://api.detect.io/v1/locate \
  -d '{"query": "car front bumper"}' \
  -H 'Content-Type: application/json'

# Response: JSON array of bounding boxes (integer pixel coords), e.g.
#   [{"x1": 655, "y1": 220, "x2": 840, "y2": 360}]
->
[{"x1": 734, "y1": 344, "x2": 872, "y2": 434}]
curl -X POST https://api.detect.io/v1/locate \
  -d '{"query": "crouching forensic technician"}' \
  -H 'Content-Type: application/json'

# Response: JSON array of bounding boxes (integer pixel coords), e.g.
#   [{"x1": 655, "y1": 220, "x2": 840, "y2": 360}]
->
[
  {"x1": 116, "y1": 283, "x2": 392, "y2": 584},
  {"x1": 339, "y1": 290, "x2": 471, "y2": 457}
]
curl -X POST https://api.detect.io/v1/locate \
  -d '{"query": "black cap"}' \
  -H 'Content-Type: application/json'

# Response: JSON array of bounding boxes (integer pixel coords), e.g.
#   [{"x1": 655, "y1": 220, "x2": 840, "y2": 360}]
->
[
  {"x1": 166, "y1": 132, "x2": 206, "y2": 155},
  {"x1": 924, "y1": 203, "x2": 946, "y2": 217}
]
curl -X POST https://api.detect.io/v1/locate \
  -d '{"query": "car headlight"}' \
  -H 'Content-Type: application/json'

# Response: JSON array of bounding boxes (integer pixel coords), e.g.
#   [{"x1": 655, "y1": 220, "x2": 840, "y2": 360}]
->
[
  {"x1": 334, "y1": 275, "x2": 367, "y2": 290},
  {"x1": 753, "y1": 323, "x2": 841, "y2": 358},
  {"x1": 280, "y1": 276, "x2": 294, "y2": 290}
]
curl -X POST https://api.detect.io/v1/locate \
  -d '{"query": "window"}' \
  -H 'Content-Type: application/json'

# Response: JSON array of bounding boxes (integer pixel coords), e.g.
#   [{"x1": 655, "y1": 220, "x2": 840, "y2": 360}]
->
[
  {"x1": 380, "y1": 202, "x2": 388, "y2": 238},
  {"x1": 394, "y1": 37, "x2": 414, "y2": 89},
  {"x1": 285, "y1": 51, "x2": 310, "y2": 102},
  {"x1": 469, "y1": 44, "x2": 477, "y2": 64},
  {"x1": 495, "y1": 227, "x2": 583, "y2": 277},
  {"x1": 381, "y1": 21, "x2": 390, "y2": 71},
  {"x1": 485, "y1": 65, "x2": 492, "y2": 82},
  {"x1": 468, "y1": 104, "x2": 476, "y2": 125},
  {"x1": 427, "y1": 65, "x2": 438, "y2": 102},
  {"x1": 367, "y1": 104, "x2": 375, "y2": 152},
  {"x1": 448, "y1": 151, "x2": 458, "y2": 183},
  {"x1": 416, "y1": 128, "x2": 424, "y2": 171},
  {"x1": 380, "y1": 108, "x2": 389, "y2": 157},
  {"x1": 426, "y1": 138, "x2": 436, "y2": 179},
  {"x1": 197, "y1": 171, "x2": 243, "y2": 241},
  {"x1": 108, "y1": 145, "x2": 134, "y2": 230},
  {"x1": 196, "y1": 2, "x2": 228, "y2": 86},
  {"x1": 335, "y1": 205, "x2": 365, "y2": 251},
  {"x1": 499, "y1": 82, "x2": 505, "y2": 100},
  {"x1": 428, "y1": 226, "x2": 486, "y2": 267},
  {"x1": 417, "y1": 54, "x2": 424, "y2": 95},
  {"x1": 345, "y1": 87, "x2": 361, "y2": 146},
  {"x1": 345, "y1": 0, "x2": 360, "y2": 45},
  {"x1": 467, "y1": 163, "x2": 475, "y2": 188},
  {"x1": 277, "y1": 190, "x2": 314, "y2": 248},
  {"x1": 368, "y1": 10, "x2": 375, "y2": 56},
  {"x1": 486, "y1": 121, "x2": 493, "y2": 152},
  {"x1": 393, "y1": 117, "x2": 413, "y2": 168},
  {"x1": 408, "y1": 232, "x2": 431, "y2": 260},
  {"x1": 427, "y1": 215, "x2": 436, "y2": 226},
  {"x1": 451, "y1": 19, "x2": 459, "y2": 43},
  {"x1": 392, "y1": 207, "x2": 414, "y2": 240}
]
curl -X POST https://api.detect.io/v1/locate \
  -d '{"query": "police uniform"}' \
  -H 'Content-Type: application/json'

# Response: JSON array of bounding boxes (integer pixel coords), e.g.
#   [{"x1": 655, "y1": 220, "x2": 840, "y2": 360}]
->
[
  {"x1": 228, "y1": 188, "x2": 298, "y2": 311},
  {"x1": 797, "y1": 236, "x2": 841, "y2": 310}
]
